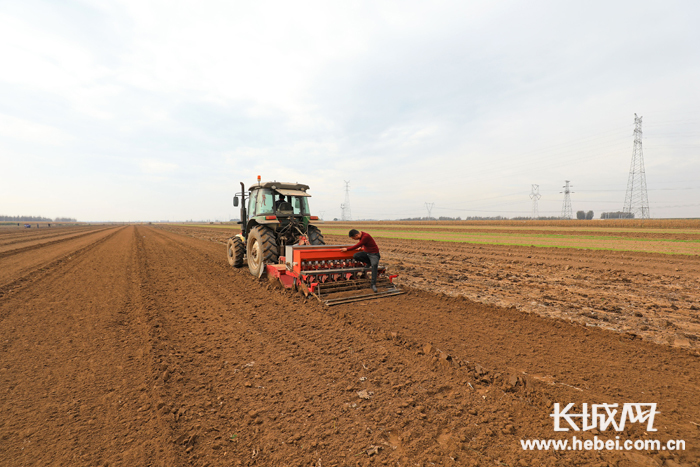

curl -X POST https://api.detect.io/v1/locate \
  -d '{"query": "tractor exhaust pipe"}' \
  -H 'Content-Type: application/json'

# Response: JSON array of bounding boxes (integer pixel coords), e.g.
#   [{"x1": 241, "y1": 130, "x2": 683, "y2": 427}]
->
[{"x1": 239, "y1": 182, "x2": 247, "y2": 236}]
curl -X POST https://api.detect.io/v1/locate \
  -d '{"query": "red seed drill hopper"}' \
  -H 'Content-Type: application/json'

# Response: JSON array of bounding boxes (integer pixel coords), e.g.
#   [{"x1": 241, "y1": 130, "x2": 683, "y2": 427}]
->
[{"x1": 267, "y1": 244, "x2": 403, "y2": 306}]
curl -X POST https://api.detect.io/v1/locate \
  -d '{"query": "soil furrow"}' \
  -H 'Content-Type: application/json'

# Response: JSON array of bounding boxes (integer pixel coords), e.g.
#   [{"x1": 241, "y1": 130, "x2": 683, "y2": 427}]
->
[
  {"x1": 0, "y1": 226, "x2": 179, "y2": 466},
  {"x1": 0, "y1": 227, "x2": 124, "y2": 323},
  {"x1": 0, "y1": 227, "x2": 121, "y2": 291},
  {"x1": 2, "y1": 224, "x2": 698, "y2": 466},
  {"x1": 0, "y1": 226, "x2": 101, "y2": 249},
  {"x1": 0, "y1": 226, "x2": 113, "y2": 257}
]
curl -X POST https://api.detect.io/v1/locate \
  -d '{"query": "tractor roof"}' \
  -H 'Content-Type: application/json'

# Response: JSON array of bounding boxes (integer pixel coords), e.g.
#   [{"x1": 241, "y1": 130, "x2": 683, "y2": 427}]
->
[{"x1": 250, "y1": 181, "x2": 310, "y2": 192}]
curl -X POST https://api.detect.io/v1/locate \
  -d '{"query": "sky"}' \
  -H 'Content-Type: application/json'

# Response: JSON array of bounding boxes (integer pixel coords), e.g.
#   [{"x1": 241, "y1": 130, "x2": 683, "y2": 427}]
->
[{"x1": 1, "y1": 0, "x2": 699, "y2": 222}]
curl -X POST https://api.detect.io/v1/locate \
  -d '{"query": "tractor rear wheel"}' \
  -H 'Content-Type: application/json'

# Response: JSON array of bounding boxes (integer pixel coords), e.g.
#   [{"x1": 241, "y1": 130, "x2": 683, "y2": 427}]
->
[
  {"x1": 227, "y1": 236, "x2": 245, "y2": 267},
  {"x1": 247, "y1": 225, "x2": 279, "y2": 278},
  {"x1": 308, "y1": 225, "x2": 325, "y2": 245}
]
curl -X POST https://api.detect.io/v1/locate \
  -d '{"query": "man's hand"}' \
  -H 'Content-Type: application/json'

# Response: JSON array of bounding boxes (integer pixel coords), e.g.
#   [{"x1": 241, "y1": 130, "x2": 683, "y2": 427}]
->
[{"x1": 340, "y1": 247, "x2": 347, "y2": 252}]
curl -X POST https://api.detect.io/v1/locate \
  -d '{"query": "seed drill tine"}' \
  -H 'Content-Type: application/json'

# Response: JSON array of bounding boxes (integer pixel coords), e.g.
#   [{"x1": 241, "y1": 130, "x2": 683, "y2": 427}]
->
[
  {"x1": 324, "y1": 289, "x2": 405, "y2": 306},
  {"x1": 317, "y1": 278, "x2": 391, "y2": 295}
]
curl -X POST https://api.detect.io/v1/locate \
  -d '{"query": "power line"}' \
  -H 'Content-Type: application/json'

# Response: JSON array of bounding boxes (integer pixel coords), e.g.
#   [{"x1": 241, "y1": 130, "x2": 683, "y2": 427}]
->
[
  {"x1": 436, "y1": 191, "x2": 528, "y2": 207},
  {"x1": 578, "y1": 187, "x2": 700, "y2": 192},
  {"x1": 458, "y1": 127, "x2": 633, "y2": 179}
]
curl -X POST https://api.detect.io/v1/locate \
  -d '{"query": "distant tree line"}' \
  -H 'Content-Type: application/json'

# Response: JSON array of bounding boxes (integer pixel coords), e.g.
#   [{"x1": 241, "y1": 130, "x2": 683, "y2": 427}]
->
[
  {"x1": 461, "y1": 216, "x2": 511, "y2": 221},
  {"x1": 600, "y1": 211, "x2": 634, "y2": 219},
  {"x1": 396, "y1": 216, "x2": 517, "y2": 221},
  {"x1": 396, "y1": 215, "x2": 590, "y2": 221},
  {"x1": 0, "y1": 215, "x2": 77, "y2": 222},
  {"x1": 511, "y1": 216, "x2": 565, "y2": 220},
  {"x1": 397, "y1": 216, "x2": 461, "y2": 221},
  {"x1": 333, "y1": 212, "x2": 642, "y2": 221}
]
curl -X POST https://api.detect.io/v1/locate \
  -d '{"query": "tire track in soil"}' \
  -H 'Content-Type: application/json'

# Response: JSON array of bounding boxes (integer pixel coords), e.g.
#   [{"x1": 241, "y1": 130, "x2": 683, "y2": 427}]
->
[
  {"x1": 140, "y1": 226, "x2": 697, "y2": 466},
  {"x1": 0, "y1": 226, "x2": 119, "y2": 292},
  {"x1": 0, "y1": 226, "x2": 114, "y2": 257},
  {"x1": 0, "y1": 227, "x2": 125, "y2": 325},
  {"x1": 0, "y1": 226, "x2": 180, "y2": 466},
  {"x1": 0, "y1": 226, "x2": 95, "y2": 242},
  {"x1": 0, "y1": 226, "x2": 100, "y2": 249}
]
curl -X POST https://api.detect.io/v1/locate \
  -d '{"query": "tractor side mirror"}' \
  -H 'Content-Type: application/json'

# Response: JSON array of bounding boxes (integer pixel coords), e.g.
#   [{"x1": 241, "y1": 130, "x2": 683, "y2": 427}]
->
[{"x1": 233, "y1": 196, "x2": 239, "y2": 207}]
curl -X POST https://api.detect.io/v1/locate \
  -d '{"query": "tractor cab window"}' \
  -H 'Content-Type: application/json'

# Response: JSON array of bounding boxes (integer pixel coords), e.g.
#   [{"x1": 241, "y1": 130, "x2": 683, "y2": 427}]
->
[
  {"x1": 247, "y1": 191, "x2": 255, "y2": 217},
  {"x1": 255, "y1": 189, "x2": 275, "y2": 215},
  {"x1": 292, "y1": 197, "x2": 310, "y2": 215}
]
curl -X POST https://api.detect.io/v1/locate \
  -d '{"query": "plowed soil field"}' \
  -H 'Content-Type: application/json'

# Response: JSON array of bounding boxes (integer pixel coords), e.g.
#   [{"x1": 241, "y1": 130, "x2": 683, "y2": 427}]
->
[{"x1": 1, "y1": 223, "x2": 699, "y2": 466}]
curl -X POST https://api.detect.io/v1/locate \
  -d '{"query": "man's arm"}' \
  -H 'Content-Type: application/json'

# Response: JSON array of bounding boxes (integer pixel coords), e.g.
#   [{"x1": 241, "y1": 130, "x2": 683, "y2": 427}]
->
[{"x1": 340, "y1": 235, "x2": 366, "y2": 252}]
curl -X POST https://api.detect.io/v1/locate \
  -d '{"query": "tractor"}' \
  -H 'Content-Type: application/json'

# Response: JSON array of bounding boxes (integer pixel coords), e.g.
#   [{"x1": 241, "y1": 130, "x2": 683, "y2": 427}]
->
[
  {"x1": 227, "y1": 177, "x2": 325, "y2": 277},
  {"x1": 227, "y1": 177, "x2": 403, "y2": 305}
]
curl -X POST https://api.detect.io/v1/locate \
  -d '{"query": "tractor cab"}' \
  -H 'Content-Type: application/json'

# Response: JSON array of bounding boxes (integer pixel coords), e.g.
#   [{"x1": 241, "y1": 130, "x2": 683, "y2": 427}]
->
[
  {"x1": 234, "y1": 181, "x2": 319, "y2": 236},
  {"x1": 246, "y1": 183, "x2": 311, "y2": 220}
]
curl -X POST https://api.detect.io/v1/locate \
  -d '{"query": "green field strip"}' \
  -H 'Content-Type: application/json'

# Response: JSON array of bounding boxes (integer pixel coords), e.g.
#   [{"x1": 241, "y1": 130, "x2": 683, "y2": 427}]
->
[
  {"x1": 321, "y1": 230, "x2": 700, "y2": 256},
  {"x1": 327, "y1": 223, "x2": 700, "y2": 235},
  {"x1": 166, "y1": 223, "x2": 240, "y2": 230},
  {"x1": 320, "y1": 228, "x2": 700, "y2": 244}
]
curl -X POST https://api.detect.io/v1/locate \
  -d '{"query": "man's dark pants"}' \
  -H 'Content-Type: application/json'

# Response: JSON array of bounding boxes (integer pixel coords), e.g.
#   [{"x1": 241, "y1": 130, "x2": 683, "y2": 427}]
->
[{"x1": 353, "y1": 252, "x2": 380, "y2": 286}]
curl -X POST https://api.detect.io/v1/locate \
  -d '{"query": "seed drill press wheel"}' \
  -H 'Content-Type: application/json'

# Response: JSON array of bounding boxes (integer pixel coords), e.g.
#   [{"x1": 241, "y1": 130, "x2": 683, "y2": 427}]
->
[{"x1": 246, "y1": 225, "x2": 279, "y2": 278}]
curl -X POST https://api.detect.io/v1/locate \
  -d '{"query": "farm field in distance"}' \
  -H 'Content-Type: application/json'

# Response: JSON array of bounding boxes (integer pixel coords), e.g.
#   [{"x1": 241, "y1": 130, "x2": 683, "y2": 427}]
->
[
  {"x1": 1, "y1": 221, "x2": 699, "y2": 466},
  {"x1": 299, "y1": 219, "x2": 700, "y2": 256}
]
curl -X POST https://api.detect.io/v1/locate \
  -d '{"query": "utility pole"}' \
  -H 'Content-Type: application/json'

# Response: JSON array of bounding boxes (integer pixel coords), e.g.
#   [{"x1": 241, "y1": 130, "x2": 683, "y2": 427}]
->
[
  {"x1": 425, "y1": 202, "x2": 434, "y2": 220},
  {"x1": 529, "y1": 184, "x2": 541, "y2": 220},
  {"x1": 623, "y1": 113, "x2": 650, "y2": 219},
  {"x1": 341, "y1": 181, "x2": 352, "y2": 221},
  {"x1": 560, "y1": 181, "x2": 574, "y2": 219}
]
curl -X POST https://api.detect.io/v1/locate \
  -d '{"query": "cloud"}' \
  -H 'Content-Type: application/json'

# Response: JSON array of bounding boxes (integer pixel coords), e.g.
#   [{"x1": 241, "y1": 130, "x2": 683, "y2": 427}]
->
[
  {"x1": 138, "y1": 159, "x2": 179, "y2": 174},
  {"x1": 0, "y1": 113, "x2": 75, "y2": 146}
]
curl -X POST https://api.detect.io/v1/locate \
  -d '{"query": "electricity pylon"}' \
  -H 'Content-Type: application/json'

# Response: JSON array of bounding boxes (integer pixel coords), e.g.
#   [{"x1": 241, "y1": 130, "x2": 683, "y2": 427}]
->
[
  {"x1": 425, "y1": 202, "x2": 434, "y2": 220},
  {"x1": 560, "y1": 181, "x2": 573, "y2": 219},
  {"x1": 623, "y1": 114, "x2": 650, "y2": 219},
  {"x1": 341, "y1": 181, "x2": 352, "y2": 221},
  {"x1": 530, "y1": 184, "x2": 541, "y2": 219}
]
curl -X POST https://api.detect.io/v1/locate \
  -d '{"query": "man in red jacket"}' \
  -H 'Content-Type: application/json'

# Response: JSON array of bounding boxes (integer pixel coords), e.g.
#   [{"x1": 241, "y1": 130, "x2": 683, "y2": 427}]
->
[{"x1": 341, "y1": 229, "x2": 380, "y2": 293}]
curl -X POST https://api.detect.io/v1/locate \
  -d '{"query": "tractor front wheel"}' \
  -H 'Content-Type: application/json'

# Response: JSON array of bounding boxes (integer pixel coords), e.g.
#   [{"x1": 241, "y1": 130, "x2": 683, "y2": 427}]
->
[
  {"x1": 247, "y1": 225, "x2": 279, "y2": 278},
  {"x1": 227, "y1": 236, "x2": 245, "y2": 268}
]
